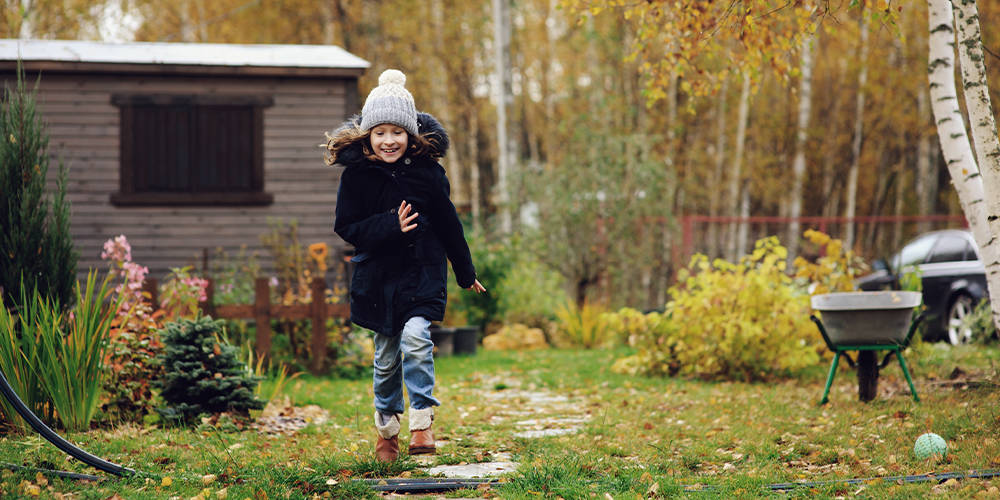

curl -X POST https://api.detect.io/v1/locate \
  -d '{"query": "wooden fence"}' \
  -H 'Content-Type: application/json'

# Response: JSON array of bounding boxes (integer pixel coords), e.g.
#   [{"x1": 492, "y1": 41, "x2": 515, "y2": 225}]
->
[{"x1": 143, "y1": 277, "x2": 349, "y2": 375}]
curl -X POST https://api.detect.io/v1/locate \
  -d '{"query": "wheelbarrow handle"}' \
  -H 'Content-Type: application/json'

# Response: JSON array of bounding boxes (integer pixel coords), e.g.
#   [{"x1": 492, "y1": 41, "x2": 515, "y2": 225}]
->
[
  {"x1": 902, "y1": 313, "x2": 926, "y2": 347},
  {"x1": 810, "y1": 314, "x2": 837, "y2": 352}
]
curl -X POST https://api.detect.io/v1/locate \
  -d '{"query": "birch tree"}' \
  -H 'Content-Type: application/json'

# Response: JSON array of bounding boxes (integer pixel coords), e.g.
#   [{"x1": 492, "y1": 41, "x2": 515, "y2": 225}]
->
[
  {"x1": 786, "y1": 31, "x2": 816, "y2": 262},
  {"x1": 727, "y1": 74, "x2": 752, "y2": 261},
  {"x1": 948, "y1": 0, "x2": 1000, "y2": 334},
  {"x1": 844, "y1": 13, "x2": 869, "y2": 251}
]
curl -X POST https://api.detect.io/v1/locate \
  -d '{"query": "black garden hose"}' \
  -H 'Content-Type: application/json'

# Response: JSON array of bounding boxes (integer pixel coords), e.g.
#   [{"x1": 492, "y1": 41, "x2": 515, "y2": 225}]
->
[{"x1": 0, "y1": 366, "x2": 136, "y2": 477}]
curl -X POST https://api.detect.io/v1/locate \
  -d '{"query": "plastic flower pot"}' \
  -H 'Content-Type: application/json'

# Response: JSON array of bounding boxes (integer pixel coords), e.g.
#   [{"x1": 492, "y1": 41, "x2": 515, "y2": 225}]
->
[
  {"x1": 452, "y1": 327, "x2": 479, "y2": 355},
  {"x1": 430, "y1": 326, "x2": 454, "y2": 356}
]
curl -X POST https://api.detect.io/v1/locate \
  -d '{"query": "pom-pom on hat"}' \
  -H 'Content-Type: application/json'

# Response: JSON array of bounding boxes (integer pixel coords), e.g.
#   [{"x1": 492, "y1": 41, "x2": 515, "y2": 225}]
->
[{"x1": 360, "y1": 69, "x2": 419, "y2": 136}]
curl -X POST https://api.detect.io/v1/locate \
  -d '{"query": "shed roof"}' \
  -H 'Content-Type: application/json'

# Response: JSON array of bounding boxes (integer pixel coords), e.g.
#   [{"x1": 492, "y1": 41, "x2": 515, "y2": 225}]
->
[{"x1": 0, "y1": 39, "x2": 369, "y2": 77}]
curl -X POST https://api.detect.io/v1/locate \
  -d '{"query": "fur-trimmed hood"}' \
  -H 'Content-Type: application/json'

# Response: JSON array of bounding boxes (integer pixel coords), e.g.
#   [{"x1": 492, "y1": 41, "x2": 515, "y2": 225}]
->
[{"x1": 332, "y1": 112, "x2": 450, "y2": 168}]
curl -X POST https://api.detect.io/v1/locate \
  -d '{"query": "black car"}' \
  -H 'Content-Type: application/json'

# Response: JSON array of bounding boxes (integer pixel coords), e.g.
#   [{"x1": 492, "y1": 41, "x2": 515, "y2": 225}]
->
[{"x1": 856, "y1": 229, "x2": 987, "y2": 344}]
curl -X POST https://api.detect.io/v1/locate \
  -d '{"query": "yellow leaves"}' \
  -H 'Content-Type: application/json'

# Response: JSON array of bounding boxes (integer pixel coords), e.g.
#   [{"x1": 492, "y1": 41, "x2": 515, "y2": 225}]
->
[{"x1": 615, "y1": 235, "x2": 821, "y2": 380}]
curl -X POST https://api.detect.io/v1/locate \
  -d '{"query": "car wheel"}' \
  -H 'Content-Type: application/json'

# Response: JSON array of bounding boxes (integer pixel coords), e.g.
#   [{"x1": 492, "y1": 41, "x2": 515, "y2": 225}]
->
[{"x1": 946, "y1": 294, "x2": 975, "y2": 345}]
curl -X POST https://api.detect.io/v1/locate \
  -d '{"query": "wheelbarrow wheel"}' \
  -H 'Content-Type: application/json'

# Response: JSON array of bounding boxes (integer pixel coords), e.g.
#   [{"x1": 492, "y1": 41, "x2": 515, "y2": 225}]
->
[{"x1": 857, "y1": 351, "x2": 879, "y2": 402}]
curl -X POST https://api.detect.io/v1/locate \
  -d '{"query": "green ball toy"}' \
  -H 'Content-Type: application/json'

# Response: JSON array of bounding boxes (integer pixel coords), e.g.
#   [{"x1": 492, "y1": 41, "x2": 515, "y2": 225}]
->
[{"x1": 914, "y1": 433, "x2": 948, "y2": 460}]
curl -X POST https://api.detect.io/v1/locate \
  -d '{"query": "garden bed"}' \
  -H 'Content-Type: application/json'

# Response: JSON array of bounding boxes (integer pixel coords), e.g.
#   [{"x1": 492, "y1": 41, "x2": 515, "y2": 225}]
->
[{"x1": 2, "y1": 345, "x2": 1000, "y2": 498}]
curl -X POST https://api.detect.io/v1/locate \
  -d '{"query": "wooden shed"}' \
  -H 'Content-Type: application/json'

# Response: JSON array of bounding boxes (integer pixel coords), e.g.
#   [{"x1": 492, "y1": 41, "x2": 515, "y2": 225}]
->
[{"x1": 0, "y1": 39, "x2": 367, "y2": 280}]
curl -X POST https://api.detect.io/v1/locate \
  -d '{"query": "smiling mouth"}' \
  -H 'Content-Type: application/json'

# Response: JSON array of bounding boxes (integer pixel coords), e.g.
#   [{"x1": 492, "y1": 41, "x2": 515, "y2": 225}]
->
[{"x1": 380, "y1": 147, "x2": 400, "y2": 155}]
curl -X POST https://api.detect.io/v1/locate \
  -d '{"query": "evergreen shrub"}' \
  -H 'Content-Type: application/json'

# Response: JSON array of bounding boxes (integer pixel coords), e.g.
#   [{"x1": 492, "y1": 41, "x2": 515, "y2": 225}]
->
[
  {"x1": 156, "y1": 315, "x2": 264, "y2": 425},
  {"x1": 0, "y1": 63, "x2": 77, "y2": 308}
]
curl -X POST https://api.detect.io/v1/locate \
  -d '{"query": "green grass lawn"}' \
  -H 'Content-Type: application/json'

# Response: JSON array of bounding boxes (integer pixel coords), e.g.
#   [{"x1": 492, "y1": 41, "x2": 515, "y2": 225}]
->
[{"x1": 2, "y1": 342, "x2": 1000, "y2": 499}]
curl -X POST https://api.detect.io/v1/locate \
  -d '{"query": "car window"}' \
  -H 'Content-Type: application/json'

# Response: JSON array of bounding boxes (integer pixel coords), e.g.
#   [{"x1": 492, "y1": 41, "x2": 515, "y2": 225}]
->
[
  {"x1": 893, "y1": 234, "x2": 938, "y2": 269},
  {"x1": 928, "y1": 233, "x2": 969, "y2": 263},
  {"x1": 963, "y1": 239, "x2": 979, "y2": 261}
]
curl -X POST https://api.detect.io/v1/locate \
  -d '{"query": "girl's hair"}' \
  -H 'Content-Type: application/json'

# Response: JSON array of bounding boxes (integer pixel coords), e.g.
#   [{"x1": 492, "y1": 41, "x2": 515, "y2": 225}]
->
[{"x1": 325, "y1": 124, "x2": 439, "y2": 166}]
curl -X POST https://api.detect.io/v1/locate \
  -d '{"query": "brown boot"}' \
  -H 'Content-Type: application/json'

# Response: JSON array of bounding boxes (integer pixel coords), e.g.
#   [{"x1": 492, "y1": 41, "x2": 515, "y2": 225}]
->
[
  {"x1": 408, "y1": 407, "x2": 436, "y2": 455},
  {"x1": 375, "y1": 435, "x2": 399, "y2": 463},
  {"x1": 374, "y1": 412, "x2": 400, "y2": 463}
]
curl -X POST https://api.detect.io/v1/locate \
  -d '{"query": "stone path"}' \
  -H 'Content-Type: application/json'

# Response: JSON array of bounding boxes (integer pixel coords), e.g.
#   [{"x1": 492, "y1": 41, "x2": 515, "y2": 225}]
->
[{"x1": 413, "y1": 376, "x2": 591, "y2": 481}]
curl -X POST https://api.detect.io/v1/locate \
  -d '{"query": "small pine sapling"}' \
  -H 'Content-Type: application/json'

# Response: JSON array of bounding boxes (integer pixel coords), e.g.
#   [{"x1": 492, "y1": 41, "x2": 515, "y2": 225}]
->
[{"x1": 155, "y1": 315, "x2": 264, "y2": 425}]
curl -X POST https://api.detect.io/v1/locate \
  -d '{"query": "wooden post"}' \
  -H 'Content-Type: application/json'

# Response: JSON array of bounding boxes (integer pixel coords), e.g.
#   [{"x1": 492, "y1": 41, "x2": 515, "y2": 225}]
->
[
  {"x1": 310, "y1": 277, "x2": 327, "y2": 375},
  {"x1": 202, "y1": 278, "x2": 216, "y2": 317},
  {"x1": 254, "y1": 278, "x2": 271, "y2": 366},
  {"x1": 142, "y1": 277, "x2": 158, "y2": 308}
]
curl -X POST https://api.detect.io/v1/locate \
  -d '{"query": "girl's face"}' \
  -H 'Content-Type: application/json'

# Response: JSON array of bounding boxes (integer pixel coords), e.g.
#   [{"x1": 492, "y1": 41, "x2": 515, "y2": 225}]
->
[{"x1": 370, "y1": 124, "x2": 408, "y2": 163}]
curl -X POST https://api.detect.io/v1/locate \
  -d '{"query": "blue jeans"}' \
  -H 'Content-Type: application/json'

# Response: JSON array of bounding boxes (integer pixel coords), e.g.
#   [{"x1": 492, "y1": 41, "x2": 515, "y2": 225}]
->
[{"x1": 373, "y1": 316, "x2": 440, "y2": 414}]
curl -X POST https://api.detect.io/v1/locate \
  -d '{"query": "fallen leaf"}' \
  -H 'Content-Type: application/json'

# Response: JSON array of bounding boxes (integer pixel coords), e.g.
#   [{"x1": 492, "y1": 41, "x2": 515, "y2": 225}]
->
[
  {"x1": 202, "y1": 474, "x2": 217, "y2": 485},
  {"x1": 647, "y1": 481, "x2": 660, "y2": 496}
]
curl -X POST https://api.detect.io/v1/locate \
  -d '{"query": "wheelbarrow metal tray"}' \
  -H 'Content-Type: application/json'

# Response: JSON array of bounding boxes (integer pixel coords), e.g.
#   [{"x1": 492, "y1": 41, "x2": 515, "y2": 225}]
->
[{"x1": 811, "y1": 291, "x2": 921, "y2": 345}]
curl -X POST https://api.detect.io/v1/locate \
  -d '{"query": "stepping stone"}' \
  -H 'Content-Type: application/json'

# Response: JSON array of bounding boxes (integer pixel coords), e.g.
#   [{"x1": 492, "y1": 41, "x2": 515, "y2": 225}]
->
[
  {"x1": 426, "y1": 461, "x2": 518, "y2": 478},
  {"x1": 513, "y1": 427, "x2": 580, "y2": 439},
  {"x1": 514, "y1": 416, "x2": 590, "y2": 427}
]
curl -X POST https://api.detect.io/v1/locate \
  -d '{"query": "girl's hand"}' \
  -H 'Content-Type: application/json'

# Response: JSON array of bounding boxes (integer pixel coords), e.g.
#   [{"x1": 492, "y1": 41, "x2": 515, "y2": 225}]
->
[
  {"x1": 398, "y1": 200, "x2": 418, "y2": 233},
  {"x1": 467, "y1": 279, "x2": 486, "y2": 294}
]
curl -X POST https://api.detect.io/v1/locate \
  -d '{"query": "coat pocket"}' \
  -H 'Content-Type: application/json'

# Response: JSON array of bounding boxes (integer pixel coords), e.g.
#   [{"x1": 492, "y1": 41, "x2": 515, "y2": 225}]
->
[
  {"x1": 416, "y1": 261, "x2": 448, "y2": 301},
  {"x1": 349, "y1": 253, "x2": 384, "y2": 326}
]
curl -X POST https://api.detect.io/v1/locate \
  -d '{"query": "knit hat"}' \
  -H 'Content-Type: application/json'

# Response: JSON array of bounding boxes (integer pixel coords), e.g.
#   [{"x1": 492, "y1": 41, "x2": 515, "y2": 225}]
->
[{"x1": 360, "y1": 69, "x2": 419, "y2": 136}]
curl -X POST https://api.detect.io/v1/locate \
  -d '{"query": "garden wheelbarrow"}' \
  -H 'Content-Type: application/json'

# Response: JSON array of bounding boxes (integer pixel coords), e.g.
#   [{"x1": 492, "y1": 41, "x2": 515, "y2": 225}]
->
[{"x1": 809, "y1": 291, "x2": 923, "y2": 404}]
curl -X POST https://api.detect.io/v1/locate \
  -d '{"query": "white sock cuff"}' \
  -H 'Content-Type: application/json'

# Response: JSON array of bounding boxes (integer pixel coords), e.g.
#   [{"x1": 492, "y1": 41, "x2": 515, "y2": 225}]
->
[
  {"x1": 409, "y1": 407, "x2": 434, "y2": 431},
  {"x1": 374, "y1": 411, "x2": 400, "y2": 439}
]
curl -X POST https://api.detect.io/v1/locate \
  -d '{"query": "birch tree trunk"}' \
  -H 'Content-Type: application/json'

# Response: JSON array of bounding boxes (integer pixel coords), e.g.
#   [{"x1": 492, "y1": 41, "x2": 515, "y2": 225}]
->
[
  {"x1": 787, "y1": 31, "x2": 816, "y2": 262},
  {"x1": 652, "y1": 70, "x2": 679, "y2": 307},
  {"x1": 951, "y1": 0, "x2": 1000, "y2": 332},
  {"x1": 927, "y1": 0, "x2": 988, "y2": 248},
  {"x1": 727, "y1": 73, "x2": 751, "y2": 261},
  {"x1": 737, "y1": 179, "x2": 751, "y2": 258},
  {"x1": 844, "y1": 13, "x2": 869, "y2": 251},
  {"x1": 708, "y1": 78, "x2": 728, "y2": 259},
  {"x1": 915, "y1": 87, "x2": 934, "y2": 234},
  {"x1": 493, "y1": 0, "x2": 513, "y2": 233}
]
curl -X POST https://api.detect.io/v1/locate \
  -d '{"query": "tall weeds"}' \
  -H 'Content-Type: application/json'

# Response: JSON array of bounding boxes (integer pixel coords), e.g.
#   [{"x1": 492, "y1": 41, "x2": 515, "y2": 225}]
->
[
  {"x1": 34, "y1": 271, "x2": 118, "y2": 432},
  {"x1": 0, "y1": 284, "x2": 54, "y2": 431},
  {"x1": 0, "y1": 271, "x2": 118, "y2": 432}
]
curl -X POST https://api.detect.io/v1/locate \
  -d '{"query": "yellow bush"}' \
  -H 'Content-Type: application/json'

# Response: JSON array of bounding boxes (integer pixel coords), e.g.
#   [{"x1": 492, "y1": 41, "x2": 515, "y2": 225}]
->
[
  {"x1": 609, "y1": 307, "x2": 678, "y2": 376},
  {"x1": 554, "y1": 301, "x2": 613, "y2": 349},
  {"x1": 793, "y1": 229, "x2": 867, "y2": 295},
  {"x1": 613, "y1": 237, "x2": 823, "y2": 381},
  {"x1": 483, "y1": 323, "x2": 549, "y2": 351}
]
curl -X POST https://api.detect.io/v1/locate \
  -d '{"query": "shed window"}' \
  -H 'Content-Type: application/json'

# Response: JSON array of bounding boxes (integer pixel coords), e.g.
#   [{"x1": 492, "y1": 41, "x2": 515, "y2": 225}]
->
[{"x1": 111, "y1": 94, "x2": 274, "y2": 206}]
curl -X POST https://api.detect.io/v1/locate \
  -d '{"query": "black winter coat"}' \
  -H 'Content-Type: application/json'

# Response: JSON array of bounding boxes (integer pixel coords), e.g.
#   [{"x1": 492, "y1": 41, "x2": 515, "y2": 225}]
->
[{"x1": 333, "y1": 113, "x2": 476, "y2": 336}]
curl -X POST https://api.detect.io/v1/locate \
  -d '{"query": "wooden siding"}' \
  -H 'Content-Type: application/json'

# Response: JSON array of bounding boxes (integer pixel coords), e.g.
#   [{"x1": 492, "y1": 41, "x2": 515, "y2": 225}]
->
[{"x1": 2, "y1": 72, "x2": 357, "y2": 280}]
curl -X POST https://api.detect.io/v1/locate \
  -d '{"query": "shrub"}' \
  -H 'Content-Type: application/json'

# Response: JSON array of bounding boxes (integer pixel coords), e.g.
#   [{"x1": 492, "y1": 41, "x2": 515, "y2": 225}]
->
[
  {"x1": 0, "y1": 271, "x2": 119, "y2": 432},
  {"x1": 0, "y1": 63, "x2": 77, "y2": 308},
  {"x1": 606, "y1": 308, "x2": 679, "y2": 376},
  {"x1": 793, "y1": 229, "x2": 866, "y2": 294},
  {"x1": 159, "y1": 266, "x2": 209, "y2": 321},
  {"x1": 34, "y1": 271, "x2": 119, "y2": 431},
  {"x1": 99, "y1": 328, "x2": 163, "y2": 426},
  {"x1": 97, "y1": 235, "x2": 165, "y2": 426},
  {"x1": 614, "y1": 237, "x2": 822, "y2": 381},
  {"x1": 497, "y1": 239, "x2": 569, "y2": 328},
  {"x1": 445, "y1": 233, "x2": 512, "y2": 331},
  {"x1": 260, "y1": 220, "x2": 345, "y2": 372},
  {"x1": 483, "y1": 323, "x2": 548, "y2": 351},
  {"x1": 209, "y1": 245, "x2": 261, "y2": 305},
  {"x1": 156, "y1": 315, "x2": 264, "y2": 425},
  {"x1": 554, "y1": 301, "x2": 613, "y2": 349},
  {"x1": 0, "y1": 285, "x2": 53, "y2": 431},
  {"x1": 961, "y1": 299, "x2": 998, "y2": 345}
]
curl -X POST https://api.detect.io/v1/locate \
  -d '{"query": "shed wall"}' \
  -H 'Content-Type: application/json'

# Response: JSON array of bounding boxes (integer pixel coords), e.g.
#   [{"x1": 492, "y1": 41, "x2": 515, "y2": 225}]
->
[{"x1": 6, "y1": 71, "x2": 354, "y2": 281}]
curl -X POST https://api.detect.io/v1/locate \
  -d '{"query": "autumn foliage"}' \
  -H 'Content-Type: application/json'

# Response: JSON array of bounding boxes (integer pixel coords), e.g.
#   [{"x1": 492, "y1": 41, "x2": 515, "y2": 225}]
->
[{"x1": 612, "y1": 237, "x2": 823, "y2": 381}]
